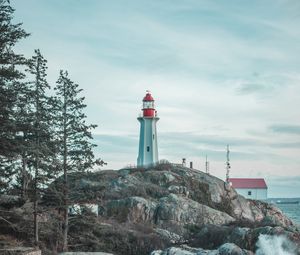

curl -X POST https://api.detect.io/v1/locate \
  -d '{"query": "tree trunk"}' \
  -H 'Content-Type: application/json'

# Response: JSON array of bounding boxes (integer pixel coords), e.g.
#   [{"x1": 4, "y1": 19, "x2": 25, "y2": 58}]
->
[
  {"x1": 62, "y1": 82, "x2": 68, "y2": 252},
  {"x1": 34, "y1": 145, "x2": 39, "y2": 245},
  {"x1": 62, "y1": 193, "x2": 68, "y2": 251},
  {"x1": 21, "y1": 131, "x2": 29, "y2": 200},
  {"x1": 62, "y1": 157, "x2": 68, "y2": 251},
  {"x1": 21, "y1": 154, "x2": 27, "y2": 200},
  {"x1": 34, "y1": 125, "x2": 40, "y2": 246},
  {"x1": 33, "y1": 199, "x2": 38, "y2": 245}
]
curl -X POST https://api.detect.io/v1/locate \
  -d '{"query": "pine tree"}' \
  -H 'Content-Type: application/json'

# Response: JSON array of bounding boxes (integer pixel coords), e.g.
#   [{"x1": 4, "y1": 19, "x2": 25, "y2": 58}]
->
[
  {"x1": 53, "y1": 70, "x2": 102, "y2": 251},
  {"x1": 12, "y1": 49, "x2": 54, "y2": 243},
  {"x1": 0, "y1": 0, "x2": 29, "y2": 191},
  {"x1": 25, "y1": 49, "x2": 55, "y2": 244}
]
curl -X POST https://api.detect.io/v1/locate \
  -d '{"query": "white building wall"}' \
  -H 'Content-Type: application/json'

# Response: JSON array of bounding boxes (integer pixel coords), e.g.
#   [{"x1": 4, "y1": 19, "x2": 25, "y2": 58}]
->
[
  {"x1": 235, "y1": 188, "x2": 267, "y2": 200},
  {"x1": 256, "y1": 188, "x2": 268, "y2": 200}
]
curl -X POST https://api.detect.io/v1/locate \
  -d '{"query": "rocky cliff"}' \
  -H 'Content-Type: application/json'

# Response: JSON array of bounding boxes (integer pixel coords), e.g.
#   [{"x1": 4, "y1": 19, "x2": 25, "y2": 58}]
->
[
  {"x1": 1, "y1": 163, "x2": 300, "y2": 255},
  {"x1": 49, "y1": 163, "x2": 300, "y2": 254}
]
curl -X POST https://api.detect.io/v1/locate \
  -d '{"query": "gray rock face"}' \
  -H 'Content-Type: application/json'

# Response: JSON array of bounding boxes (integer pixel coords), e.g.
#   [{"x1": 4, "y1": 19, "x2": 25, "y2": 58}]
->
[
  {"x1": 151, "y1": 243, "x2": 254, "y2": 255},
  {"x1": 155, "y1": 194, "x2": 235, "y2": 231},
  {"x1": 151, "y1": 246, "x2": 204, "y2": 255},
  {"x1": 218, "y1": 243, "x2": 249, "y2": 255},
  {"x1": 104, "y1": 193, "x2": 235, "y2": 235},
  {"x1": 60, "y1": 253, "x2": 114, "y2": 255},
  {"x1": 190, "y1": 224, "x2": 300, "y2": 252},
  {"x1": 105, "y1": 196, "x2": 157, "y2": 223},
  {"x1": 65, "y1": 166, "x2": 295, "y2": 230},
  {"x1": 168, "y1": 185, "x2": 189, "y2": 197},
  {"x1": 154, "y1": 228, "x2": 185, "y2": 244},
  {"x1": 44, "y1": 164, "x2": 300, "y2": 255}
]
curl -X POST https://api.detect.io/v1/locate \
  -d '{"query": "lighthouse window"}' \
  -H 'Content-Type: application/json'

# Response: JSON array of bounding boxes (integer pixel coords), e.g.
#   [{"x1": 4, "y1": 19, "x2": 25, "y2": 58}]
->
[
  {"x1": 143, "y1": 101, "x2": 154, "y2": 109},
  {"x1": 248, "y1": 191, "x2": 252, "y2": 196},
  {"x1": 147, "y1": 146, "x2": 150, "y2": 152},
  {"x1": 153, "y1": 134, "x2": 155, "y2": 140}
]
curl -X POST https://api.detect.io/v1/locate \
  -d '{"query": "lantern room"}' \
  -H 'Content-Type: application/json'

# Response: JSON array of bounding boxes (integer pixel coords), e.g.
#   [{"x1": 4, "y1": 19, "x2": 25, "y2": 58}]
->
[{"x1": 142, "y1": 91, "x2": 156, "y2": 117}]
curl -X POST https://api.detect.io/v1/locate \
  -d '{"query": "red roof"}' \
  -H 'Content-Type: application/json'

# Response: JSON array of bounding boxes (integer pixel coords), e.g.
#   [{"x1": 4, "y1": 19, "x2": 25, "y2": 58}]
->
[
  {"x1": 228, "y1": 178, "x2": 267, "y2": 189},
  {"x1": 143, "y1": 92, "x2": 154, "y2": 101}
]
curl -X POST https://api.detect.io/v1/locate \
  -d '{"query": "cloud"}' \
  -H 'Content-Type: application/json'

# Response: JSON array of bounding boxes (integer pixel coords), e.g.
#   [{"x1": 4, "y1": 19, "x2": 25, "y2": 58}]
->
[
  {"x1": 267, "y1": 176, "x2": 300, "y2": 197},
  {"x1": 237, "y1": 83, "x2": 270, "y2": 94},
  {"x1": 271, "y1": 142, "x2": 300, "y2": 148},
  {"x1": 93, "y1": 134, "x2": 138, "y2": 153},
  {"x1": 11, "y1": 0, "x2": 300, "y2": 195},
  {"x1": 269, "y1": 125, "x2": 300, "y2": 135},
  {"x1": 93, "y1": 130, "x2": 297, "y2": 164},
  {"x1": 268, "y1": 175, "x2": 300, "y2": 187}
]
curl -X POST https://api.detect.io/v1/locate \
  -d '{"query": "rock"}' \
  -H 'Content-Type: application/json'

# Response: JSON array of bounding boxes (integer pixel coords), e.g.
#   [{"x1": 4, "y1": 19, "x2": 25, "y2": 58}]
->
[
  {"x1": 53, "y1": 165, "x2": 295, "y2": 233},
  {"x1": 154, "y1": 228, "x2": 185, "y2": 244},
  {"x1": 152, "y1": 246, "x2": 201, "y2": 255},
  {"x1": 155, "y1": 194, "x2": 235, "y2": 234},
  {"x1": 37, "y1": 164, "x2": 300, "y2": 254},
  {"x1": 152, "y1": 243, "x2": 254, "y2": 255},
  {"x1": 60, "y1": 253, "x2": 114, "y2": 255},
  {"x1": 105, "y1": 196, "x2": 157, "y2": 223},
  {"x1": 161, "y1": 247, "x2": 195, "y2": 255},
  {"x1": 168, "y1": 185, "x2": 189, "y2": 197},
  {"x1": 105, "y1": 193, "x2": 235, "y2": 235},
  {"x1": 218, "y1": 243, "x2": 252, "y2": 255},
  {"x1": 249, "y1": 200, "x2": 295, "y2": 229},
  {"x1": 163, "y1": 172, "x2": 176, "y2": 183},
  {"x1": 151, "y1": 251, "x2": 163, "y2": 255},
  {"x1": 190, "y1": 224, "x2": 233, "y2": 249},
  {"x1": 190, "y1": 224, "x2": 300, "y2": 252},
  {"x1": 0, "y1": 247, "x2": 41, "y2": 255},
  {"x1": 230, "y1": 195, "x2": 256, "y2": 222}
]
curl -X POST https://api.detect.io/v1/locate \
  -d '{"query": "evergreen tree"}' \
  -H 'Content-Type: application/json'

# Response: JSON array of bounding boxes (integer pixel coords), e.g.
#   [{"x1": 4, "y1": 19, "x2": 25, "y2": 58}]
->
[
  {"x1": 0, "y1": 0, "x2": 29, "y2": 191},
  {"x1": 53, "y1": 70, "x2": 102, "y2": 251},
  {"x1": 26, "y1": 49, "x2": 55, "y2": 244},
  {"x1": 10, "y1": 49, "x2": 54, "y2": 243}
]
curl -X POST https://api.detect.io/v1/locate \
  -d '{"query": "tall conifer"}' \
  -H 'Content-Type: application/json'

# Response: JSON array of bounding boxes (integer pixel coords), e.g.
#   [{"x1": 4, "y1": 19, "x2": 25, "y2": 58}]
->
[
  {"x1": 26, "y1": 49, "x2": 54, "y2": 244},
  {"x1": 53, "y1": 70, "x2": 102, "y2": 251},
  {"x1": 0, "y1": 0, "x2": 29, "y2": 191}
]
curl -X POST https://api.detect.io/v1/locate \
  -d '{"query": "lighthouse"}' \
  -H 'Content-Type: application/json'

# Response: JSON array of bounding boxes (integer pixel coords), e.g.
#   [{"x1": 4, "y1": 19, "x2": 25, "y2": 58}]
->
[{"x1": 137, "y1": 91, "x2": 159, "y2": 167}]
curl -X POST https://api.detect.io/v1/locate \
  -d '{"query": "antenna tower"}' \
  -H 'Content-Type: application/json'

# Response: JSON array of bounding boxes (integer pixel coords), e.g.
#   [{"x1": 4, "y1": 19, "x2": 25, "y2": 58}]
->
[
  {"x1": 226, "y1": 144, "x2": 231, "y2": 183},
  {"x1": 205, "y1": 155, "x2": 210, "y2": 174}
]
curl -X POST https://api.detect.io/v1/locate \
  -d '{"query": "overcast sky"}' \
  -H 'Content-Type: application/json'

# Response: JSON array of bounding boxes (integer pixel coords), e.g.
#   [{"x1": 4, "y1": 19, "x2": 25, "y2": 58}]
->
[{"x1": 13, "y1": 0, "x2": 300, "y2": 197}]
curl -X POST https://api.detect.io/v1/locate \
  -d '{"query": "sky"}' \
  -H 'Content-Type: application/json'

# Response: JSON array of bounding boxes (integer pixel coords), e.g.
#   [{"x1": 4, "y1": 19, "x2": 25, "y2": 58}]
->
[{"x1": 12, "y1": 0, "x2": 300, "y2": 197}]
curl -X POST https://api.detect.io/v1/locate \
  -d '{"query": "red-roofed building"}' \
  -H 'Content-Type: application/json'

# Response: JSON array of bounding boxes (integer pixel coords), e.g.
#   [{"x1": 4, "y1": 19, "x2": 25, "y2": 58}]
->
[{"x1": 228, "y1": 178, "x2": 268, "y2": 200}]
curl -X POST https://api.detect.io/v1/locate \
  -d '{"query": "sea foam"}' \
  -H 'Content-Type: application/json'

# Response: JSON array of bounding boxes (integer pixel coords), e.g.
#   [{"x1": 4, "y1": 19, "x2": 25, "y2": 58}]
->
[{"x1": 256, "y1": 234, "x2": 297, "y2": 255}]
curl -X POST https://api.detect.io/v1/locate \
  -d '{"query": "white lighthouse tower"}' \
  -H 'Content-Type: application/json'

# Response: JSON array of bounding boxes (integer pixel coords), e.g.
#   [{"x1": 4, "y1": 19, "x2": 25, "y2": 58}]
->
[{"x1": 137, "y1": 91, "x2": 159, "y2": 167}]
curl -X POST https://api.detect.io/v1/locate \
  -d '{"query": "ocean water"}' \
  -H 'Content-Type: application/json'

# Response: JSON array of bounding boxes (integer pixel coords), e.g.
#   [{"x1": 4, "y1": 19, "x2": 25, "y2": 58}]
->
[{"x1": 268, "y1": 198, "x2": 300, "y2": 226}]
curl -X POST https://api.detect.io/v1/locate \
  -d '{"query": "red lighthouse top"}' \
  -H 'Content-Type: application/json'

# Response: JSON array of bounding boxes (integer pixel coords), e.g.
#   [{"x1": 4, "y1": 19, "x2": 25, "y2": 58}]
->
[
  {"x1": 143, "y1": 92, "x2": 154, "y2": 102},
  {"x1": 142, "y1": 91, "x2": 156, "y2": 117}
]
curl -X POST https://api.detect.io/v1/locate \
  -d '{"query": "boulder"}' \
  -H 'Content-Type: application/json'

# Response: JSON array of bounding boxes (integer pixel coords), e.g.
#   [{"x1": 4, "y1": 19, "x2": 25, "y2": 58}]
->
[
  {"x1": 218, "y1": 243, "x2": 253, "y2": 255},
  {"x1": 151, "y1": 243, "x2": 254, "y2": 255},
  {"x1": 168, "y1": 185, "x2": 189, "y2": 197},
  {"x1": 154, "y1": 228, "x2": 185, "y2": 244},
  {"x1": 155, "y1": 194, "x2": 235, "y2": 234},
  {"x1": 190, "y1": 224, "x2": 300, "y2": 252},
  {"x1": 105, "y1": 196, "x2": 157, "y2": 223}
]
